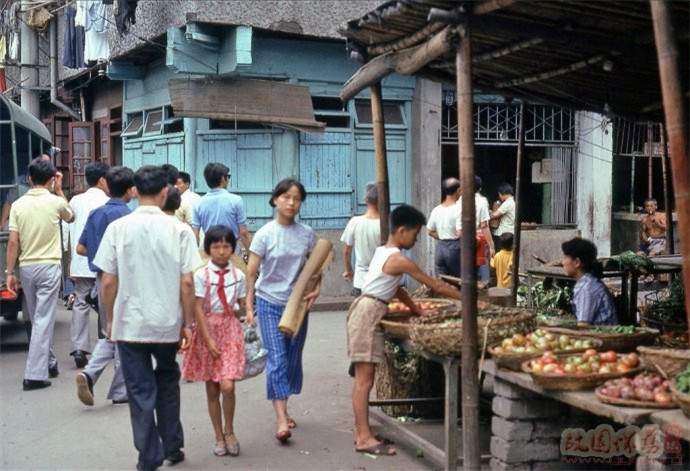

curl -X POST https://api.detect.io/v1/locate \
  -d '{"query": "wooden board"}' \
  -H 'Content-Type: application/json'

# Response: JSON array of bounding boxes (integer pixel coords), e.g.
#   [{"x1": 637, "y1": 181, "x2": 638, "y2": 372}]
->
[
  {"x1": 169, "y1": 78, "x2": 325, "y2": 132},
  {"x1": 649, "y1": 409, "x2": 690, "y2": 442}
]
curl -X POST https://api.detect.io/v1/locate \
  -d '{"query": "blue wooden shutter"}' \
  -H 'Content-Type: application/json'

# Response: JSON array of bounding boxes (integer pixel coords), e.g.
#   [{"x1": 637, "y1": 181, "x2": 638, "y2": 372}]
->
[
  {"x1": 298, "y1": 131, "x2": 353, "y2": 229},
  {"x1": 354, "y1": 132, "x2": 407, "y2": 213}
]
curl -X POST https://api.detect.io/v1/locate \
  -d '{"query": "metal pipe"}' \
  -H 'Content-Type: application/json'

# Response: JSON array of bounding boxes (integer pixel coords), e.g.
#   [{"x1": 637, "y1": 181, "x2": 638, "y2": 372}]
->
[
  {"x1": 511, "y1": 103, "x2": 526, "y2": 303},
  {"x1": 456, "y1": 30, "x2": 480, "y2": 471},
  {"x1": 20, "y1": 0, "x2": 39, "y2": 117},
  {"x1": 660, "y1": 123, "x2": 674, "y2": 254},
  {"x1": 370, "y1": 83, "x2": 391, "y2": 243},
  {"x1": 49, "y1": 18, "x2": 81, "y2": 121},
  {"x1": 650, "y1": 0, "x2": 690, "y2": 345},
  {"x1": 630, "y1": 155, "x2": 636, "y2": 213}
]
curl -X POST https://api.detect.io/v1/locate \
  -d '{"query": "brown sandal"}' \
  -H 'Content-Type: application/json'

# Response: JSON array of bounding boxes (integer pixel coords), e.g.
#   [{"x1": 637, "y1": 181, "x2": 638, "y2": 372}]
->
[{"x1": 355, "y1": 443, "x2": 396, "y2": 456}]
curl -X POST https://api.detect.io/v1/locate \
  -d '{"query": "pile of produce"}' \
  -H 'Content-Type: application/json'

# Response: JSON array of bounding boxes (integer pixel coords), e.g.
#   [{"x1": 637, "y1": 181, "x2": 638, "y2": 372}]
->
[
  {"x1": 386, "y1": 300, "x2": 449, "y2": 314},
  {"x1": 527, "y1": 350, "x2": 640, "y2": 376},
  {"x1": 675, "y1": 364, "x2": 690, "y2": 395},
  {"x1": 517, "y1": 281, "x2": 575, "y2": 325},
  {"x1": 610, "y1": 251, "x2": 655, "y2": 274},
  {"x1": 492, "y1": 330, "x2": 595, "y2": 355},
  {"x1": 597, "y1": 372, "x2": 673, "y2": 405},
  {"x1": 591, "y1": 325, "x2": 637, "y2": 335}
]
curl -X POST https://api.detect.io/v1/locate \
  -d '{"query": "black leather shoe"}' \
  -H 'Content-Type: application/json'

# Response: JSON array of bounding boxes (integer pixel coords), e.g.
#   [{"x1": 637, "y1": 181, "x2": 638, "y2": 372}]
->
[
  {"x1": 48, "y1": 364, "x2": 59, "y2": 378},
  {"x1": 164, "y1": 451, "x2": 184, "y2": 467},
  {"x1": 73, "y1": 350, "x2": 88, "y2": 369},
  {"x1": 111, "y1": 398, "x2": 129, "y2": 405},
  {"x1": 23, "y1": 379, "x2": 51, "y2": 391}
]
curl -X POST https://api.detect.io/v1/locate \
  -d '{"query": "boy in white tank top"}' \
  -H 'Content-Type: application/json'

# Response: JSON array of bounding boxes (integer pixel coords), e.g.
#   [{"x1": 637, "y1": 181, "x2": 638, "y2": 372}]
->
[{"x1": 347, "y1": 205, "x2": 461, "y2": 456}]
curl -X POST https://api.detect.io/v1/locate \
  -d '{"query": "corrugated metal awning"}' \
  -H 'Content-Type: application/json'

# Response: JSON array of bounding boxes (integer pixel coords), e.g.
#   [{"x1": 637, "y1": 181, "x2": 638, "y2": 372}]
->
[{"x1": 169, "y1": 78, "x2": 325, "y2": 133}]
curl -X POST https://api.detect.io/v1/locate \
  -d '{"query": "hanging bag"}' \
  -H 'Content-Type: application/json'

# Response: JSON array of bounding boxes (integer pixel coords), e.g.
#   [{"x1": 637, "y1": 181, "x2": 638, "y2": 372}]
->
[{"x1": 240, "y1": 323, "x2": 267, "y2": 380}]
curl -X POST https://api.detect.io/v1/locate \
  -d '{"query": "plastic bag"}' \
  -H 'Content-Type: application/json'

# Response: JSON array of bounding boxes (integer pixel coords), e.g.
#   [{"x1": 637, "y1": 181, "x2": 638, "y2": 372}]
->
[{"x1": 240, "y1": 324, "x2": 267, "y2": 381}]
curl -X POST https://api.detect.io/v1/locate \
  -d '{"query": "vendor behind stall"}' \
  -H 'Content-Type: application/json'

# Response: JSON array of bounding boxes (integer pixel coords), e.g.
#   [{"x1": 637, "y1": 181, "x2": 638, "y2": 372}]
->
[{"x1": 561, "y1": 238, "x2": 617, "y2": 326}]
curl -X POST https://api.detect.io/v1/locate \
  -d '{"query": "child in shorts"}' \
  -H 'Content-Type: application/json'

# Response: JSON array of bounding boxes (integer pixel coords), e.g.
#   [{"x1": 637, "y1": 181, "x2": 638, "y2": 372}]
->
[{"x1": 347, "y1": 204, "x2": 461, "y2": 456}]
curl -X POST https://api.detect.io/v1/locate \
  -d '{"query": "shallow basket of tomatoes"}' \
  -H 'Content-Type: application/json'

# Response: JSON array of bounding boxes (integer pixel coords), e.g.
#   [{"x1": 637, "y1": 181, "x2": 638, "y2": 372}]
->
[
  {"x1": 542, "y1": 326, "x2": 658, "y2": 352},
  {"x1": 595, "y1": 373, "x2": 677, "y2": 409},
  {"x1": 521, "y1": 351, "x2": 642, "y2": 391},
  {"x1": 489, "y1": 330, "x2": 603, "y2": 372}
]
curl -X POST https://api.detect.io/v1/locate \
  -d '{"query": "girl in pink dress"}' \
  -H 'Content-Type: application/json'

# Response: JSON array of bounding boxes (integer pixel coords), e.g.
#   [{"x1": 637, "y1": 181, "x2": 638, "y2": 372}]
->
[{"x1": 182, "y1": 225, "x2": 246, "y2": 457}]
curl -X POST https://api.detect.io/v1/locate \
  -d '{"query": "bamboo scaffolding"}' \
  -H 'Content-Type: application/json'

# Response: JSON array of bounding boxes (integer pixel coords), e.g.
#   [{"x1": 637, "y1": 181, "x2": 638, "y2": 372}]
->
[
  {"x1": 370, "y1": 83, "x2": 391, "y2": 243},
  {"x1": 660, "y1": 123, "x2": 675, "y2": 254},
  {"x1": 650, "y1": 0, "x2": 690, "y2": 345},
  {"x1": 511, "y1": 103, "x2": 526, "y2": 303},
  {"x1": 457, "y1": 28, "x2": 481, "y2": 471}
]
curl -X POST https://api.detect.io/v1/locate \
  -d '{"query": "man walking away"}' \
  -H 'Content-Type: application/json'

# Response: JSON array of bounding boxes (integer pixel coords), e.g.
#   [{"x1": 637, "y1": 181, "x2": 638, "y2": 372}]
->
[
  {"x1": 6, "y1": 158, "x2": 74, "y2": 390},
  {"x1": 174, "y1": 171, "x2": 201, "y2": 226},
  {"x1": 456, "y1": 176, "x2": 495, "y2": 283},
  {"x1": 94, "y1": 165, "x2": 200, "y2": 471},
  {"x1": 75, "y1": 166, "x2": 135, "y2": 406},
  {"x1": 341, "y1": 184, "x2": 381, "y2": 296},
  {"x1": 427, "y1": 177, "x2": 461, "y2": 278},
  {"x1": 68, "y1": 162, "x2": 110, "y2": 368},
  {"x1": 192, "y1": 163, "x2": 251, "y2": 253}
]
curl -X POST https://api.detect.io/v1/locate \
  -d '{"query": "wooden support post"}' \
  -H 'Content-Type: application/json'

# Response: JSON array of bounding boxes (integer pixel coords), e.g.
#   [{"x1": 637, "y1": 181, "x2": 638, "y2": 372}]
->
[
  {"x1": 660, "y1": 123, "x2": 675, "y2": 254},
  {"x1": 630, "y1": 156, "x2": 636, "y2": 213},
  {"x1": 443, "y1": 358, "x2": 460, "y2": 471},
  {"x1": 511, "y1": 103, "x2": 526, "y2": 303},
  {"x1": 650, "y1": 0, "x2": 690, "y2": 345},
  {"x1": 647, "y1": 122, "x2": 654, "y2": 199},
  {"x1": 370, "y1": 83, "x2": 391, "y2": 243},
  {"x1": 456, "y1": 29, "x2": 481, "y2": 471}
]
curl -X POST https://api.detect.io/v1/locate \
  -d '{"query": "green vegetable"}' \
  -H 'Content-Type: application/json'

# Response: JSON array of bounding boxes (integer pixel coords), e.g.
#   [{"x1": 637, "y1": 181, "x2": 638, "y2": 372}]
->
[
  {"x1": 611, "y1": 251, "x2": 655, "y2": 274},
  {"x1": 643, "y1": 278, "x2": 686, "y2": 325},
  {"x1": 591, "y1": 325, "x2": 637, "y2": 334},
  {"x1": 675, "y1": 364, "x2": 690, "y2": 394}
]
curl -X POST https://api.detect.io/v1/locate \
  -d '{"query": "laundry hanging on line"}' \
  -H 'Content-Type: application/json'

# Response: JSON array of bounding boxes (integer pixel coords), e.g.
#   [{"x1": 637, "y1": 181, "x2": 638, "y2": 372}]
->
[{"x1": 63, "y1": 6, "x2": 85, "y2": 69}]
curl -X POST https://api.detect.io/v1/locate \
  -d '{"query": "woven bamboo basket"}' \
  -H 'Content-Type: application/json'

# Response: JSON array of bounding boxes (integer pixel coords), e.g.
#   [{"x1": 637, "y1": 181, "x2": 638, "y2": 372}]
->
[
  {"x1": 385, "y1": 297, "x2": 458, "y2": 316},
  {"x1": 521, "y1": 356, "x2": 642, "y2": 391},
  {"x1": 489, "y1": 337, "x2": 603, "y2": 372},
  {"x1": 594, "y1": 387, "x2": 678, "y2": 409},
  {"x1": 670, "y1": 383, "x2": 690, "y2": 418},
  {"x1": 409, "y1": 306, "x2": 536, "y2": 357},
  {"x1": 543, "y1": 326, "x2": 658, "y2": 352},
  {"x1": 380, "y1": 313, "x2": 415, "y2": 340},
  {"x1": 637, "y1": 347, "x2": 690, "y2": 378}
]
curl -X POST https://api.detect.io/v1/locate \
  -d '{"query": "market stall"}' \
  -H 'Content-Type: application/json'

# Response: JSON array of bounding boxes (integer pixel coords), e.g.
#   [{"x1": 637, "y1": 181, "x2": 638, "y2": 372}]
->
[{"x1": 339, "y1": 1, "x2": 689, "y2": 469}]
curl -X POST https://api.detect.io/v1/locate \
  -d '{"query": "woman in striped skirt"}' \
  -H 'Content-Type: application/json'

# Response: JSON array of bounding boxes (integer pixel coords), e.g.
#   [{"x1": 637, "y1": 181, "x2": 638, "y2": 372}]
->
[{"x1": 245, "y1": 178, "x2": 320, "y2": 443}]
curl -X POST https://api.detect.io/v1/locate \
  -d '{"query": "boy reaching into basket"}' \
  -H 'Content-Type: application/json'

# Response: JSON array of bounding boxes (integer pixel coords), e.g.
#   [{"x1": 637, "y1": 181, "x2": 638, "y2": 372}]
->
[{"x1": 347, "y1": 204, "x2": 461, "y2": 456}]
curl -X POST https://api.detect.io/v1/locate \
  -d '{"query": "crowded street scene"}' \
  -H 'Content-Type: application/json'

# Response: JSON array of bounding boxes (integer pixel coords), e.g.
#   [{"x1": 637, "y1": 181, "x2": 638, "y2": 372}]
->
[{"x1": 1, "y1": 1, "x2": 689, "y2": 470}]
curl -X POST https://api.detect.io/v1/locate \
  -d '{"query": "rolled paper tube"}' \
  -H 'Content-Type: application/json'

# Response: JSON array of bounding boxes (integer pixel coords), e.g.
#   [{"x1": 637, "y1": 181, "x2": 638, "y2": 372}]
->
[{"x1": 279, "y1": 239, "x2": 333, "y2": 336}]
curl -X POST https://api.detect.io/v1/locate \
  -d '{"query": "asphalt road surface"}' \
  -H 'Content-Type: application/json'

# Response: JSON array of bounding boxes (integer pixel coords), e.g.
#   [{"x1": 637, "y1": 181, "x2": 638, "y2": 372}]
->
[{"x1": 0, "y1": 306, "x2": 427, "y2": 470}]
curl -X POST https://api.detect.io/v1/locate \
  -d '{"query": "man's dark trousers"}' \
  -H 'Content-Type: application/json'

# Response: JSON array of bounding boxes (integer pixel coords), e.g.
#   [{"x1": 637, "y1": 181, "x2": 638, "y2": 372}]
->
[{"x1": 118, "y1": 342, "x2": 183, "y2": 470}]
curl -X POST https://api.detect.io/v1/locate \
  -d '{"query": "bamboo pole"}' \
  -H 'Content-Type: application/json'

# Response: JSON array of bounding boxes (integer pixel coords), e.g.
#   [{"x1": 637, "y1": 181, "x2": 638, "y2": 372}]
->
[
  {"x1": 511, "y1": 103, "x2": 526, "y2": 303},
  {"x1": 456, "y1": 28, "x2": 481, "y2": 471},
  {"x1": 647, "y1": 122, "x2": 654, "y2": 199},
  {"x1": 370, "y1": 83, "x2": 391, "y2": 243},
  {"x1": 659, "y1": 123, "x2": 675, "y2": 254},
  {"x1": 650, "y1": 0, "x2": 690, "y2": 345}
]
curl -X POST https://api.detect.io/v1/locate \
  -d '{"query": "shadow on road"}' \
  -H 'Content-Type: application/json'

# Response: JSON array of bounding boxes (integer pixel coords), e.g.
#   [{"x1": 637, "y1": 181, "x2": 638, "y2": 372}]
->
[{"x1": 0, "y1": 320, "x2": 29, "y2": 351}]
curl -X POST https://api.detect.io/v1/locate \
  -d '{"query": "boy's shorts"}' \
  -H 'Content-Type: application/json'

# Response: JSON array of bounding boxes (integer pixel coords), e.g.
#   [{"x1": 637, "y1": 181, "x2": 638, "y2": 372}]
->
[{"x1": 347, "y1": 295, "x2": 388, "y2": 366}]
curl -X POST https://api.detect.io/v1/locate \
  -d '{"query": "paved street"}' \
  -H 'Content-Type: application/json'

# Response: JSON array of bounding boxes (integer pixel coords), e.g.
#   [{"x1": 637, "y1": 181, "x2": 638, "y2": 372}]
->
[{"x1": 0, "y1": 307, "x2": 427, "y2": 470}]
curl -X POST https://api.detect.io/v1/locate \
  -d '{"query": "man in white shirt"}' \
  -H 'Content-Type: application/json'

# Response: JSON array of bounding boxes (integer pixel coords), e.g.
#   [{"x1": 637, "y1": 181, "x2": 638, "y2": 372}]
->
[
  {"x1": 341, "y1": 184, "x2": 381, "y2": 295},
  {"x1": 491, "y1": 183, "x2": 516, "y2": 237},
  {"x1": 94, "y1": 165, "x2": 201, "y2": 470},
  {"x1": 427, "y1": 178, "x2": 461, "y2": 277},
  {"x1": 455, "y1": 176, "x2": 495, "y2": 282},
  {"x1": 68, "y1": 162, "x2": 109, "y2": 368},
  {"x1": 174, "y1": 171, "x2": 201, "y2": 226}
]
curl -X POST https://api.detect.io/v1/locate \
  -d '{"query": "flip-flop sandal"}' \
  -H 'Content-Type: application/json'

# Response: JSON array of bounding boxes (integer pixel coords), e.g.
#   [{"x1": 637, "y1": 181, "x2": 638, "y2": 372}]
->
[
  {"x1": 224, "y1": 433, "x2": 240, "y2": 456},
  {"x1": 353, "y1": 435, "x2": 393, "y2": 445},
  {"x1": 287, "y1": 418, "x2": 297, "y2": 429},
  {"x1": 355, "y1": 443, "x2": 396, "y2": 456},
  {"x1": 213, "y1": 441, "x2": 227, "y2": 456}
]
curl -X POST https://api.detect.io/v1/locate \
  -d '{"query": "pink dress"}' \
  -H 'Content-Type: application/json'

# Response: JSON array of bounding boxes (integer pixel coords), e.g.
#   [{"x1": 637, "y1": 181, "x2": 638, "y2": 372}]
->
[{"x1": 182, "y1": 266, "x2": 245, "y2": 382}]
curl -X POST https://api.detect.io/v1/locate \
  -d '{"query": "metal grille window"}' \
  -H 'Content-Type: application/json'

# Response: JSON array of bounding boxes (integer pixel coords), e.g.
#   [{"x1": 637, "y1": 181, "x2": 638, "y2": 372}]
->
[{"x1": 442, "y1": 103, "x2": 575, "y2": 146}]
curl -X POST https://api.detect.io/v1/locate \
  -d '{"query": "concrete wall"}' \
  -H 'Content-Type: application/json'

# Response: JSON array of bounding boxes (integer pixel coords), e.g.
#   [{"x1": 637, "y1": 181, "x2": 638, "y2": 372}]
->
[
  {"x1": 312, "y1": 229, "x2": 349, "y2": 298},
  {"x1": 575, "y1": 111, "x2": 613, "y2": 256},
  {"x1": 410, "y1": 78, "x2": 442, "y2": 277},
  {"x1": 519, "y1": 227, "x2": 580, "y2": 270}
]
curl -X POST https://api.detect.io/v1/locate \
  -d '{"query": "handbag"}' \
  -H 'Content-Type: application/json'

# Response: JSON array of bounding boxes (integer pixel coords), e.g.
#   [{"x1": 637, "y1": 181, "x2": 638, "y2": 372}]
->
[{"x1": 240, "y1": 323, "x2": 267, "y2": 380}]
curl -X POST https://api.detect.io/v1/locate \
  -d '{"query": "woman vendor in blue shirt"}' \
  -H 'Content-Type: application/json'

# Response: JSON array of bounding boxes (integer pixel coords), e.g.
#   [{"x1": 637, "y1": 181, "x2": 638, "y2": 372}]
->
[{"x1": 561, "y1": 237, "x2": 618, "y2": 326}]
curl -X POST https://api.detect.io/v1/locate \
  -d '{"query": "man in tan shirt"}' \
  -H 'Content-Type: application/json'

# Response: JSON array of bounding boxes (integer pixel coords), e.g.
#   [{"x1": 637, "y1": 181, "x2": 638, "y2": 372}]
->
[{"x1": 6, "y1": 158, "x2": 74, "y2": 391}]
